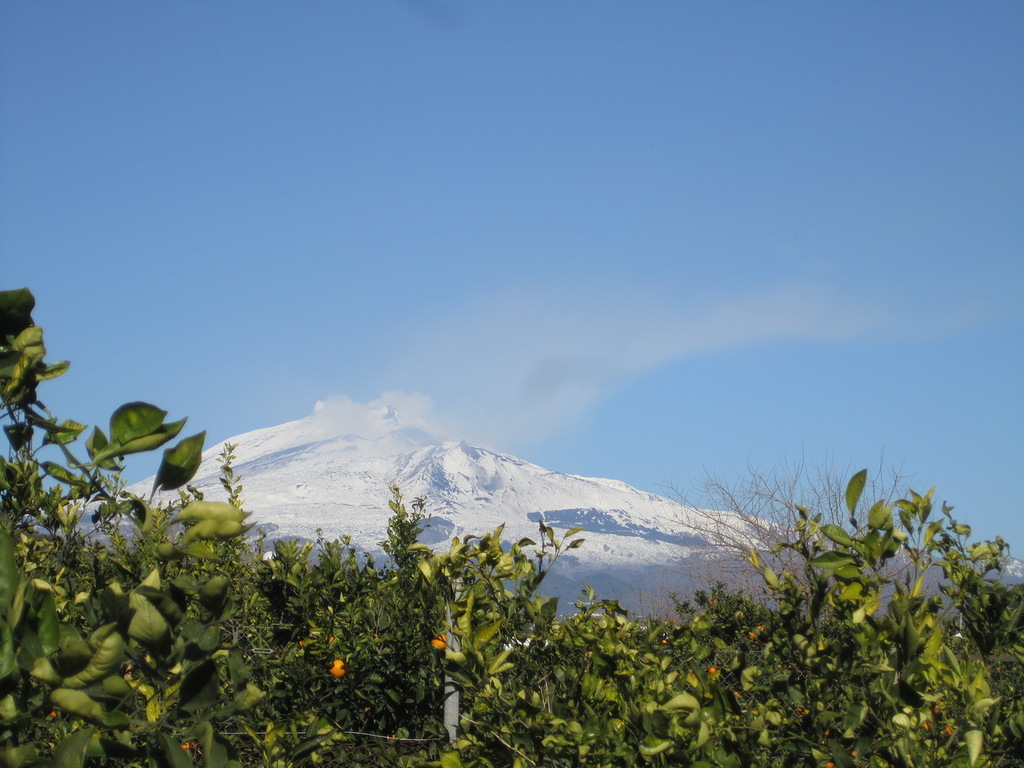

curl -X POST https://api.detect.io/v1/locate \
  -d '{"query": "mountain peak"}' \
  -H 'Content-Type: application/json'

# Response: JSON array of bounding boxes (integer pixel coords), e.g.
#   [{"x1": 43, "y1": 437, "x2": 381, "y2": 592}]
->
[{"x1": 152, "y1": 396, "x2": 719, "y2": 605}]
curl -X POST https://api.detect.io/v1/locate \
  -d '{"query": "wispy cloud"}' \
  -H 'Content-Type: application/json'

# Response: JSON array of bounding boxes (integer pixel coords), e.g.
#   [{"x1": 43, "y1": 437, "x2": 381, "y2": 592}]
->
[{"x1": 382, "y1": 277, "x2": 897, "y2": 449}]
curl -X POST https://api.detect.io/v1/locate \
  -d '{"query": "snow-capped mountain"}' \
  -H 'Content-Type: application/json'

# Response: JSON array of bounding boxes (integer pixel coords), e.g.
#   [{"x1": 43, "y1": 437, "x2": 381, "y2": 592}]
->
[
  {"x1": 157, "y1": 401, "x2": 719, "y2": 606},
  {"x1": 147, "y1": 399, "x2": 1024, "y2": 606}
]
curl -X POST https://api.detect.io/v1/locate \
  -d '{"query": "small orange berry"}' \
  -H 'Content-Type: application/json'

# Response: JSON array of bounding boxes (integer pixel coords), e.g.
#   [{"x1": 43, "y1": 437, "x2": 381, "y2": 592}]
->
[
  {"x1": 708, "y1": 666, "x2": 718, "y2": 675},
  {"x1": 923, "y1": 721, "x2": 931, "y2": 731},
  {"x1": 329, "y1": 659, "x2": 346, "y2": 678},
  {"x1": 430, "y1": 634, "x2": 447, "y2": 651},
  {"x1": 944, "y1": 725, "x2": 953, "y2": 736}
]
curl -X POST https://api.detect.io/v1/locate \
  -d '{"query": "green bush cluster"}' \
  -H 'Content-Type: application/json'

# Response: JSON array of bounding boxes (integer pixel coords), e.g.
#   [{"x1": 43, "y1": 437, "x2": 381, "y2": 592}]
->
[{"x1": 3, "y1": 287, "x2": 1023, "y2": 768}]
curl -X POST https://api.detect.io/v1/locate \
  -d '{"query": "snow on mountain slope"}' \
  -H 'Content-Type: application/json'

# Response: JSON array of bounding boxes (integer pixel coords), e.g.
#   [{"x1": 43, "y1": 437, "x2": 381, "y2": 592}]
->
[
  {"x1": 147, "y1": 399, "x2": 1024, "y2": 603},
  {"x1": 155, "y1": 400, "x2": 718, "y2": 603}
]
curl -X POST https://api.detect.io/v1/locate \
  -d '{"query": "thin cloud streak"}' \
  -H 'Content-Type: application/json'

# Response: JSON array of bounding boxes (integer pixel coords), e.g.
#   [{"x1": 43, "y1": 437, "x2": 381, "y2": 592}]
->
[{"x1": 389, "y1": 279, "x2": 904, "y2": 449}]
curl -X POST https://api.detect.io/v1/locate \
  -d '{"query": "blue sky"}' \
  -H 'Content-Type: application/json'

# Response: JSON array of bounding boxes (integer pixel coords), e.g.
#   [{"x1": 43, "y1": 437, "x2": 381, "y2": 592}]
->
[{"x1": 2, "y1": 2, "x2": 1022, "y2": 553}]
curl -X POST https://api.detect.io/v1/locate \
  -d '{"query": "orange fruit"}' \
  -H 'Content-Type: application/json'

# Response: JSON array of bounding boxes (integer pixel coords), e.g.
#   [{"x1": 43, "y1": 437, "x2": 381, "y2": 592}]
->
[
  {"x1": 431, "y1": 634, "x2": 447, "y2": 651},
  {"x1": 329, "y1": 659, "x2": 346, "y2": 678}
]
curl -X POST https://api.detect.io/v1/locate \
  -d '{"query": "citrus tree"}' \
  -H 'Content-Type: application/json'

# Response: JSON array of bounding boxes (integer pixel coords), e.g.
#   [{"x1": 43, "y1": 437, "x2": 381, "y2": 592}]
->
[{"x1": 1, "y1": 287, "x2": 260, "y2": 767}]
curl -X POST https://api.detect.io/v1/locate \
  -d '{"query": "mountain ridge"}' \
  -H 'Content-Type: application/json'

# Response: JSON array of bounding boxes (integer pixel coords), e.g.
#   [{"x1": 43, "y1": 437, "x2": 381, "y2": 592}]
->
[
  {"x1": 150, "y1": 402, "x2": 714, "y2": 604},
  {"x1": 147, "y1": 400, "x2": 1024, "y2": 605}
]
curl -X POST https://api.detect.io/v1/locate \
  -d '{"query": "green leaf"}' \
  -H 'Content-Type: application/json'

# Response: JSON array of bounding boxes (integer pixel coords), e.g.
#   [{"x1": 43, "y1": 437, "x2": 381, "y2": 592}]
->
[
  {"x1": 37, "y1": 590, "x2": 60, "y2": 656},
  {"x1": 12, "y1": 325, "x2": 43, "y2": 353},
  {"x1": 809, "y1": 552, "x2": 857, "y2": 571},
  {"x1": 175, "y1": 501, "x2": 247, "y2": 525},
  {"x1": 0, "y1": 527, "x2": 17, "y2": 611},
  {"x1": 50, "y1": 689, "x2": 104, "y2": 722},
  {"x1": 474, "y1": 620, "x2": 502, "y2": 646},
  {"x1": 41, "y1": 419, "x2": 86, "y2": 446},
  {"x1": 128, "y1": 601, "x2": 170, "y2": 648},
  {"x1": 439, "y1": 752, "x2": 465, "y2": 768},
  {"x1": 234, "y1": 683, "x2": 264, "y2": 712},
  {"x1": 0, "y1": 351, "x2": 20, "y2": 380},
  {"x1": 0, "y1": 623, "x2": 15, "y2": 680},
  {"x1": 3, "y1": 423, "x2": 32, "y2": 452},
  {"x1": 48, "y1": 728, "x2": 95, "y2": 768},
  {"x1": 820, "y1": 524, "x2": 854, "y2": 547},
  {"x1": 0, "y1": 288, "x2": 35, "y2": 339},
  {"x1": 37, "y1": 359, "x2": 70, "y2": 381},
  {"x1": 121, "y1": 497, "x2": 153, "y2": 534},
  {"x1": 179, "y1": 659, "x2": 220, "y2": 712},
  {"x1": 158, "y1": 732, "x2": 195, "y2": 768},
  {"x1": 835, "y1": 565, "x2": 862, "y2": 580},
  {"x1": 638, "y1": 735, "x2": 673, "y2": 757},
  {"x1": 868, "y1": 501, "x2": 893, "y2": 531},
  {"x1": 965, "y1": 729, "x2": 983, "y2": 765},
  {"x1": 696, "y1": 720, "x2": 711, "y2": 748},
  {"x1": 841, "y1": 701, "x2": 867, "y2": 735},
  {"x1": 98, "y1": 710, "x2": 130, "y2": 728},
  {"x1": 30, "y1": 655, "x2": 65, "y2": 684},
  {"x1": 57, "y1": 638, "x2": 94, "y2": 677},
  {"x1": 487, "y1": 648, "x2": 514, "y2": 676},
  {"x1": 42, "y1": 462, "x2": 77, "y2": 485},
  {"x1": 181, "y1": 518, "x2": 249, "y2": 545},
  {"x1": 85, "y1": 427, "x2": 109, "y2": 460},
  {"x1": 827, "y1": 739, "x2": 856, "y2": 768},
  {"x1": 153, "y1": 431, "x2": 206, "y2": 493},
  {"x1": 662, "y1": 691, "x2": 700, "y2": 711},
  {"x1": 92, "y1": 417, "x2": 187, "y2": 463},
  {"x1": 194, "y1": 719, "x2": 242, "y2": 768},
  {"x1": 846, "y1": 469, "x2": 868, "y2": 514},
  {"x1": 198, "y1": 576, "x2": 230, "y2": 613},
  {"x1": 0, "y1": 743, "x2": 39, "y2": 768},
  {"x1": 109, "y1": 402, "x2": 167, "y2": 445},
  {"x1": 63, "y1": 631, "x2": 124, "y2": 689}
]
